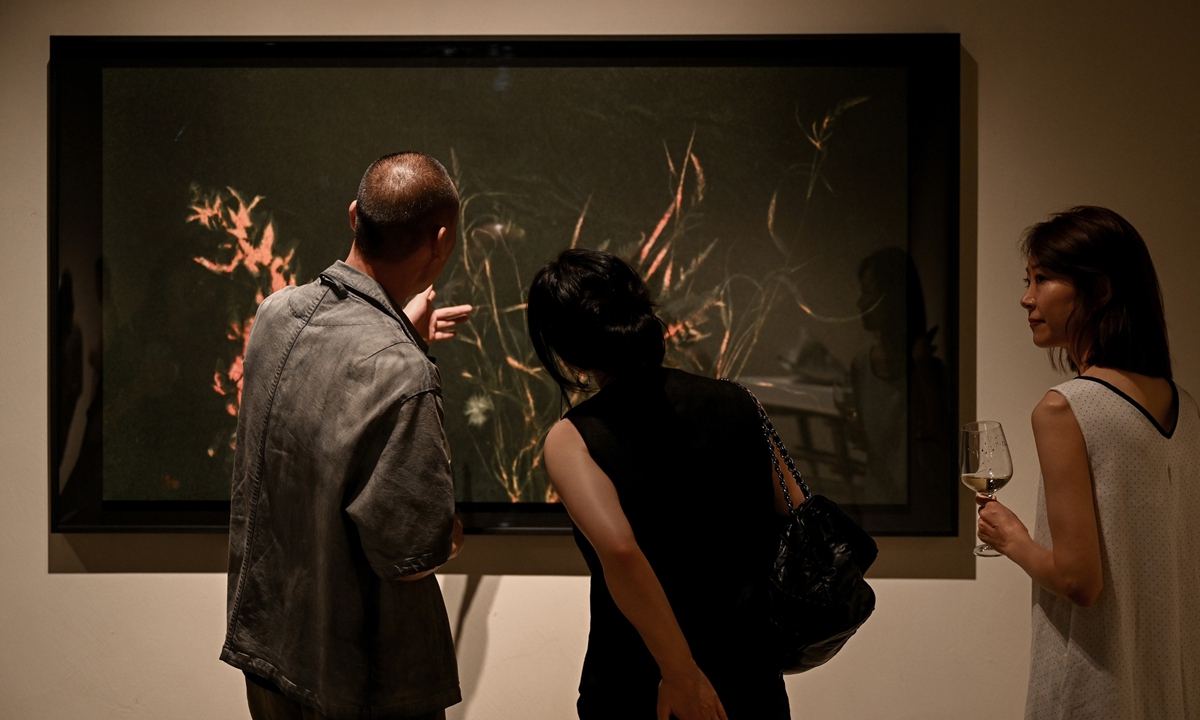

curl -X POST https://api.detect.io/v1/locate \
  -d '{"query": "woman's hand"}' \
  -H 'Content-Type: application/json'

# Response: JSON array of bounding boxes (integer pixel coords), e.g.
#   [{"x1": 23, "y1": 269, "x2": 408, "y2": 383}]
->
[
  {"x1": 658, "y1": 665, "x2": 728, "y2": 720},
  {"x1": 976, "y1": 494, "x2": 1031, "y2": 556}
]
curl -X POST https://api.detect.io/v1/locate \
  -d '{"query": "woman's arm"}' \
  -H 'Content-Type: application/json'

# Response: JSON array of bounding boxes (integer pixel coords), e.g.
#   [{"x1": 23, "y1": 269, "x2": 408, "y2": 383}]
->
[
  {"x1": 542, "y1": 419, "x2": 728, "y2": 720},
  {"x1": 977, "y1": 391, "x2": 1103, "y2": 606}
]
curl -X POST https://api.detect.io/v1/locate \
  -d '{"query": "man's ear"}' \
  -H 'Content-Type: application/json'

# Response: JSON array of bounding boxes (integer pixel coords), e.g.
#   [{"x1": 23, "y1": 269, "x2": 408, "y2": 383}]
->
[
  {"x1": 433, "y1": 224, "x2": 452, "y2": 258},
  {"x1": 348, "y1": 200, "x2": 358, "y2": 232}
]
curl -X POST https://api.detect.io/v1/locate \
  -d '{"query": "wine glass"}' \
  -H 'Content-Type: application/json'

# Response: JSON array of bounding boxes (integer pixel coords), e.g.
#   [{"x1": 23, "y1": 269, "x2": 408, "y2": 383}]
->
[{"x1": 961, "y1": 421, "x2": 1013, "y2": 557}]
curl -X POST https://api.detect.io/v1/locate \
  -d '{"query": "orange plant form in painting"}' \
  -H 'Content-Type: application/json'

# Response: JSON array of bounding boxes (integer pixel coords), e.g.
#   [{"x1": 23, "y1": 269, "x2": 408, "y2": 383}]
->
[{"x1": 188, "y1": 184, "x2": 297, "y2": 454}]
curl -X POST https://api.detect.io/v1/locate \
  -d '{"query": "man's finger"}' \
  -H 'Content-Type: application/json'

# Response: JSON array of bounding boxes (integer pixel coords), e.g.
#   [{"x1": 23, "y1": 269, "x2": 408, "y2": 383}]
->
[
  {"x1": 435, "y1": 304, "x2": 473, "y2": 318},
  {"x1": 716, "y1": 699, "x2": 729, "y2": 720},
  {"x1": 436, "y1": 315, "x2": 470, "y2": 328}
]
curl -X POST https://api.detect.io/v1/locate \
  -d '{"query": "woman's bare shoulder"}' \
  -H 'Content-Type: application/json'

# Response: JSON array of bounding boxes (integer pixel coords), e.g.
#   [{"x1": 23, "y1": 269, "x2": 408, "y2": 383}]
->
[
  {"x1": 1035, "y1": 388, "x2": 1073, "y2": 412},
  {"x1": 545, "y1": 417, "x2": 581, "y2": 451},
  {"x1": 1032, "y1": 389, "x2": 1079, "y2": 432},
  {"x1": 1031, "y1": 388, "x2": 1089, "y2": 486}
]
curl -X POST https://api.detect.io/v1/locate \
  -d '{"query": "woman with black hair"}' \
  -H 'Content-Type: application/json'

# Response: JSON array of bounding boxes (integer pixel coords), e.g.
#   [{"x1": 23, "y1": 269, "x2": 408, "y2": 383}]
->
[
  {"x1": 977, "y1": 207, "x2": 1200, "y2": 719},
  {"x1": 527, "y1": 249, "x2": 797, "y2": 720}
]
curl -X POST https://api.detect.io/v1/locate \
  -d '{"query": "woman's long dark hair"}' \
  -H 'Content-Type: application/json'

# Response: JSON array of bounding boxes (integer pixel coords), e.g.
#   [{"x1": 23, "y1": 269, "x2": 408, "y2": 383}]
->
[
  {"x1": 1021, "y1": 206, "x2": 1172, "y2": 379},
  {"x1": 527, "y1": 249, "x2": 666, "y2": 405}
]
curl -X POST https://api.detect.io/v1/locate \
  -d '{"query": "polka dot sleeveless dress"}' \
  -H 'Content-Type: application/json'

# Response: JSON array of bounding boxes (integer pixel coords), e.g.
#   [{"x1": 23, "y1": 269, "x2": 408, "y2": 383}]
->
[{"x1": 1025, "y1": 377, "x2": 1200, "y2": 720}]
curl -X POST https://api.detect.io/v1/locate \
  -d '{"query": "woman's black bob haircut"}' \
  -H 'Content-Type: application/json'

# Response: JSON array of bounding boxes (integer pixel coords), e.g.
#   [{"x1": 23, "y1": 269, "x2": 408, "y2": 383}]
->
[
  {"x1": 527, "y1": 249, "x2": 666, "y2": 404},
  {"x1": 1021, "y1": 206, "x2": 1172, "y2": 379}
]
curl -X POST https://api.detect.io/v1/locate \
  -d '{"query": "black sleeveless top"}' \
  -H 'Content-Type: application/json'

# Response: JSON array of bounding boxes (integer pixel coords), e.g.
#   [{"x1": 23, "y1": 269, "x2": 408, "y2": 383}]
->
[{"x1": 565, "y1": 367, "x2": 789, "y2": 719}]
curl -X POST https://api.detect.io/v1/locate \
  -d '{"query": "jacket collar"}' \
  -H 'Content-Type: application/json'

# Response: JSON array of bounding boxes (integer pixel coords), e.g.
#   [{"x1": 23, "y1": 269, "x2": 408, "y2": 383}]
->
[{"x1": 318, "y1": 260, "x2": 429, "y2": 354}]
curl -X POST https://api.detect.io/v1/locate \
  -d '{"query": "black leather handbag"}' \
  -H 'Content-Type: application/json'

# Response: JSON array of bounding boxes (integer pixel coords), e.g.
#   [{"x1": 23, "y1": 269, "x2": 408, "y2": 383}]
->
[{"x1": 727, "y1": 380, "x2": 878, "y2": 674}]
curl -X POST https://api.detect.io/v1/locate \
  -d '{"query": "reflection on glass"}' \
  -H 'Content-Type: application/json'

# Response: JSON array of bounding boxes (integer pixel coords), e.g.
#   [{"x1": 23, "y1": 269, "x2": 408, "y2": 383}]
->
[
  {"x1": 96, "y1": 64, "x2": 914, "y2": 503},
  {"x1": 744, "y1": 247, "x2": 954, "y2": 508},
  {"x1": 55, "y1": 260, "x2": 106, "y2": 523}
]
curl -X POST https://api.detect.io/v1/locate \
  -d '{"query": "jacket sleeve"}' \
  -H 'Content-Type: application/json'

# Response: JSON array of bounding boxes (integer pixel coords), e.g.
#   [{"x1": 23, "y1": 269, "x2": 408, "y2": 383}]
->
[{"x1": 344, "y1": 389, "x2": 456, "y2": 580}]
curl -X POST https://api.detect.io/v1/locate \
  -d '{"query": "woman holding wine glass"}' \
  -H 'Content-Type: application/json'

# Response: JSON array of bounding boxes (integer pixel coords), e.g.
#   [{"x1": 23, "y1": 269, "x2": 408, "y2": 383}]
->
[{"x1": 976, "y1": 206, "x2": 1200, "y2": 719}]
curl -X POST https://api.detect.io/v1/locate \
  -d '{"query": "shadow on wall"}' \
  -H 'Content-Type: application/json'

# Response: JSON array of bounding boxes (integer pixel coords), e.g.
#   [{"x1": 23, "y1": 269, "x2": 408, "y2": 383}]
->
[
  {"x1": 441, "y1": 574, "x2": 501, "y2": 720},
  {"x1": 47, "y1": 533, "x2": 591, "y2": 573},
  {"x1": 49, "y1": 532, "x2": 229, "y2": 572}
]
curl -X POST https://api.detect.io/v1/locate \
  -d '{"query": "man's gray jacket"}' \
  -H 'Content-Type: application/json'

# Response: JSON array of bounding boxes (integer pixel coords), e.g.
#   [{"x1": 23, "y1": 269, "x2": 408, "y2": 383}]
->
[{"x1": 221, "y1": 260, "x2": 460, "y2": 719}]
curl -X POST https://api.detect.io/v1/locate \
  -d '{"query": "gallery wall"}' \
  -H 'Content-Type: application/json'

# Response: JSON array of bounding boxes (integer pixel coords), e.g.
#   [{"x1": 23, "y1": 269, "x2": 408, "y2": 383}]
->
[{"x1": 2, "y1": 1, "x2": 1197, "y2": 718}]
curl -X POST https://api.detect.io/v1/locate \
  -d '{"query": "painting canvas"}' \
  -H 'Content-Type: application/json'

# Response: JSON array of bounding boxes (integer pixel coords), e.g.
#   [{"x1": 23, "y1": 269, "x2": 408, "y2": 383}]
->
[{"x1": 50, "y1": 37, "x2": 960, "y2": 533}]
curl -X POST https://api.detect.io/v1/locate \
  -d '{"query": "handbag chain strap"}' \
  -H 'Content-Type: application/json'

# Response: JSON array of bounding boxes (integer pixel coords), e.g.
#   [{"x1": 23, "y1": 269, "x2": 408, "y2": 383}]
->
[{"x1": 723, "y1": 380, "x2": 813, "y2": 514}]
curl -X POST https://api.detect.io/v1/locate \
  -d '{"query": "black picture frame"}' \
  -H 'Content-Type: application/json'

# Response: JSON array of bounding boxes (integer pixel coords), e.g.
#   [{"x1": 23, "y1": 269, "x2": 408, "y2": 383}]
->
[{"x1": 49, "y1": 34, "x2": 960, "y2": 534}]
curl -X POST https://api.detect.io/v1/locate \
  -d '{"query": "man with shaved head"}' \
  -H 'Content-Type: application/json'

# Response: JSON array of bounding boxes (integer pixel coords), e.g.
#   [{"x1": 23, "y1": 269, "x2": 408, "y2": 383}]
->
[{"x1": 222, "y1": 152, "x2": 472, "y2": 720}]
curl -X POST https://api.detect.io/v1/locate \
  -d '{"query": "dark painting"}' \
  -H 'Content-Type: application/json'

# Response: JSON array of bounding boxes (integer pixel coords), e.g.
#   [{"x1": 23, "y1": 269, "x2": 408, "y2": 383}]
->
[{"x1": 51, "y1": 37, "x2": 960, "y2": 532}]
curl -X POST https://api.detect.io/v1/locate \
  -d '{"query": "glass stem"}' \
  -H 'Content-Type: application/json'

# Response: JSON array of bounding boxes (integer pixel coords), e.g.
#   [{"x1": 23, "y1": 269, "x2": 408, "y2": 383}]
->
[{"x1": 981, "y1": 491, "x2": 996, "y2": 550}]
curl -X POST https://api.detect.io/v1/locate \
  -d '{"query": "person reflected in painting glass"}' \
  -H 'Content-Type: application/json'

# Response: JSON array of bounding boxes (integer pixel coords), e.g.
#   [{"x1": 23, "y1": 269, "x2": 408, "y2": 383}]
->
[
  {"x1": 527, "y1": 249, "x2": 797, "y2": 720},
  {"x1": 55, "y1": 270, "x2": 84, "y2": 469},
  {"x1": 976, "y1": 207, "x2": 1200, "y2": 719},
  {"x1": 222, "y1": 152, "x2": 473, "y2": 720},
  {"x1": 845, "y1": 247, "x2": 951, "y2": 504},
  {"x1": 57, "y1": 261, "x2": 107, "y2": 521}
]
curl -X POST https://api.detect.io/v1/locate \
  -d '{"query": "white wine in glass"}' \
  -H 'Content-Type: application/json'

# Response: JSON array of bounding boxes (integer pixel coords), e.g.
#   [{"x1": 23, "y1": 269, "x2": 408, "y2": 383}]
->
[{"x1": 961, "y1": 421, "x2": 1013, "y2": 557}]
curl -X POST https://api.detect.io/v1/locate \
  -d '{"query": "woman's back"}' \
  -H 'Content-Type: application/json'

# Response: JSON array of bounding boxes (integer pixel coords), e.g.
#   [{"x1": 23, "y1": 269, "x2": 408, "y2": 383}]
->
[
  {"x1": 565, "y1": 367, "x2": 785, "y2": 719},
  {"x1": 1027, "y1": 376, "x2": 1200, "y2": 719}
]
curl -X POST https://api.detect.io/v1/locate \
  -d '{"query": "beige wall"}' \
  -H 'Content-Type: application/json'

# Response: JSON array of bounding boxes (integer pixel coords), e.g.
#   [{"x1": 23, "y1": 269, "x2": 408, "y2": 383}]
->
[{"x1": 2, "y1": 1, "x2": 1197, "y2": 718}]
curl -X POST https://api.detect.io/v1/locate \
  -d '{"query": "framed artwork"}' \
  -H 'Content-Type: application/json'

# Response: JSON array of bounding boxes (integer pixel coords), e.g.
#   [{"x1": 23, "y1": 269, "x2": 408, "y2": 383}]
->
[{"x1": 49, "y1": 35, "x2": 960, "y2": 534}]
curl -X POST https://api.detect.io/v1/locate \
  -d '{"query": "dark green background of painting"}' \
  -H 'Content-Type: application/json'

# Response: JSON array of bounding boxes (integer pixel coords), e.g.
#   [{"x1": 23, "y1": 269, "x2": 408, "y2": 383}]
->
[{"x1": 101, "y1": 65, "x2": 907, "y2": 502}]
